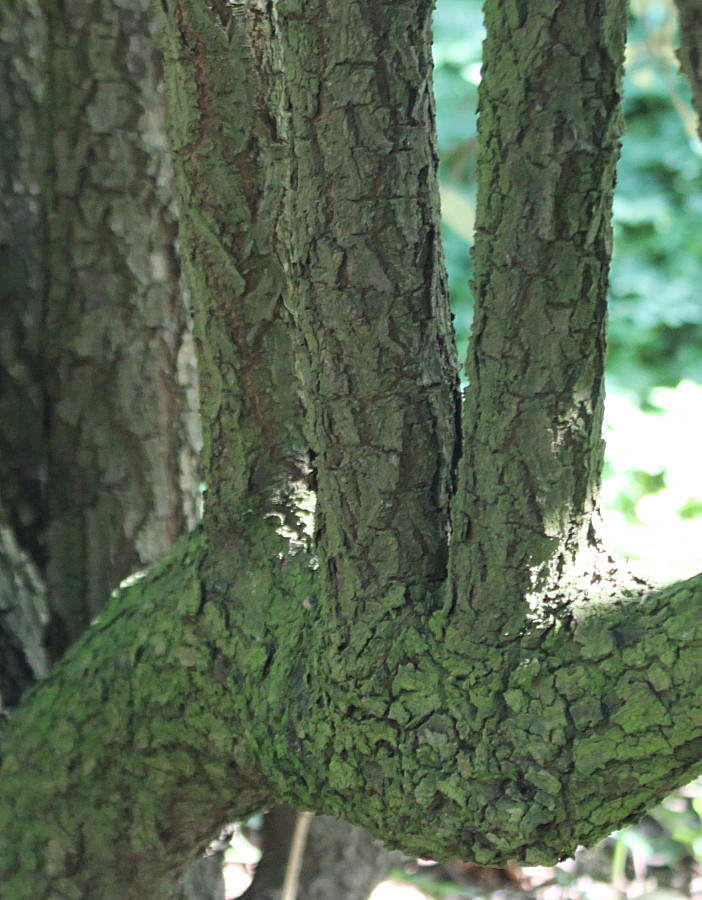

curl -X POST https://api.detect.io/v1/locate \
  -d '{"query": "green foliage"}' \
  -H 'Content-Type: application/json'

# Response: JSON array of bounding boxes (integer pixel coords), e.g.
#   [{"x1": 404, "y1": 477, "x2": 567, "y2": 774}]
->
[
  {"x1": 434, "y1": 0, "x2": 702, "y2": 398},
  {"x1": 609, "y1": 3, "x2": 702, "y2": 399},
  {"x1": 433, "y1": 0, "x2": 482, "y2": 370}
]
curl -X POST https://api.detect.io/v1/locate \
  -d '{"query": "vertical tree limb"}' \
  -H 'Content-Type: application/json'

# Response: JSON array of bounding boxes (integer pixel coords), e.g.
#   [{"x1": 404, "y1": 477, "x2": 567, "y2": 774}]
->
[
  {"x1": 447, "y1": 0, "x2": 627, "y2": 636},
  {"x1": 675, "y1": 0, "x2": 702, "y2": 131},
  {"x1": 274, "y1": 0, "x2": 460, "y2": 664}
]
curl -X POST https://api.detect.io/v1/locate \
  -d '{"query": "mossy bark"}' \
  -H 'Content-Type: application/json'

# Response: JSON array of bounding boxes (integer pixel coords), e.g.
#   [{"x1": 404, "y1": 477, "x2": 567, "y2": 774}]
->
[{"x1": 2, "y1": 0, "x2": 702, "y2": 897}]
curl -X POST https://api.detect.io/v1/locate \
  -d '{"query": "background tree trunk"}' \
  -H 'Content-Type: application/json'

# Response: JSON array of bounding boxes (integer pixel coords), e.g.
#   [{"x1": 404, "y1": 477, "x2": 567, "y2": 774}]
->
[
  {"x1": 243, "y1": 809, "x2": 402, "y2": 900},
  {"x1": 39, "y1": 0, "x2": 201, "y2": 655},
  {"x1": 0, "y1": 0, "x2": 47, "y2": 567},
  {"x1": 0, "y1": 504, "x2": 48, "y2": 714},
  {"x1": 1, "y1": 2, "x2": 390, "y2": 898}
]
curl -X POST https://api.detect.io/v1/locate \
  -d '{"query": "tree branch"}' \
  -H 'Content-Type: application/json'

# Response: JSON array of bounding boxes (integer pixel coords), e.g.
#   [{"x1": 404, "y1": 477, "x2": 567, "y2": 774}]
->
[
  {"x1": 160, "y1": 0, "x2": 310, "y2": 555},
  {"x1": 4, "y1": 2, "x2": 702, "y2": 896},
  {"x1": 447, "y1": 0, "x2": 627, "y2": 633},
  {"x1": 274, "y1": 0, "x2": 460, "y2": 644},
  {"x1": 674, "y1": 0, "x2": 702, "y2": 128},
  {"x1": 0, "y1": 533, "x2": 276, "y2": 899}
]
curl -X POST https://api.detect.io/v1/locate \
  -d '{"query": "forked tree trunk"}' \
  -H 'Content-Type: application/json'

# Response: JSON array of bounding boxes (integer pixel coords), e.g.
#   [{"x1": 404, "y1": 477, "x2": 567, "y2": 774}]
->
[{"x1": 2, "y1": 1, "x2": 702, "y2": 899}]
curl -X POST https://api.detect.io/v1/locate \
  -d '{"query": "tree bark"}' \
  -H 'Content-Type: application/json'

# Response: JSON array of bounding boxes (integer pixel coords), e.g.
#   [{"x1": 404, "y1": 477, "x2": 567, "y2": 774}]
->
[
  {"x1": 675, "y1": 0, "x2": 702, "y2": 125},
  {"x1": 40, "y1": 0, "x2": 201, "y2": 654},
  {"x1": 0, "y1": 0, "x2": 47, "y2": 564},
  {"x1": 448, "y1": 0, "x2": 622, "y2": 630},
  {"x1": 2, "y1": 1, "x2": 702, "y2": 897},
  {"x1": 0, "y1": 504, "x2": 48, "y2": 713}
]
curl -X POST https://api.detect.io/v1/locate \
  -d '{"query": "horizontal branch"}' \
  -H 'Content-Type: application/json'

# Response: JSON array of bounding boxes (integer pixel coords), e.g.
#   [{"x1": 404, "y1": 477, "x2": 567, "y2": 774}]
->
[
  {"x1": 250, "y1": 569, "x2": 702, "y2": 865},
  {"x1": 0, "y1": 533, "x2": 277, "y2": 900},
  {"x1": 3, "y1": 535, "x2": 702, "y2": 894}
]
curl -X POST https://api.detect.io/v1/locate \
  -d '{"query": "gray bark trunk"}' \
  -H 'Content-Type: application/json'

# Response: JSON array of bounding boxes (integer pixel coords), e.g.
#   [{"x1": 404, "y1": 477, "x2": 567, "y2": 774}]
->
[
  {"x1": 40, "y1": 0, "x2": 201, "y2": 654},
  {"x1": 0, "y1": 504, "x2": 48, "y2": 713},
  {"x1": 675, "y1": 0, "x2": 702, "y2": 124},
  {"x1": 2, "y1": 1, "x2": 702, "y2": 898},
  {"x1": 0, "y1": 0, "x2": 47, "y2": 565}
]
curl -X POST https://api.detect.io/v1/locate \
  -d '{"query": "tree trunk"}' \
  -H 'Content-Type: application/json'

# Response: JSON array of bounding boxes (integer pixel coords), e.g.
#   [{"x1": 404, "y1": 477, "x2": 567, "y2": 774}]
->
[
  {"x1": 40, "y1": 0, "x2": 201, "y2": 655},
  {"x1": 675, "y1": 0, "x2": 702, "y2": 122},
  {"x1": 0, "y1": 504, "x2": 48, "y2": 713},
  {"x1": 0, "y1": 0, "x2": 47, "y2": 565},
  {"x1": 2, "y1": 1, "x2": 702, "y2": 898}
]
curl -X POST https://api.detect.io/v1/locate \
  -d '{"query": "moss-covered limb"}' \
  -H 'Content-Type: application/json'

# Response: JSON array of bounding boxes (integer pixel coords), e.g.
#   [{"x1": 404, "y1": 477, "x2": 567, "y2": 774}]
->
[
  {"x1": 159, "y1": 0, "x2": 311, "y2": 566},
  {"x1": 3, "y1": 534, "x2": 701, "y2": 886},
  {"x1": 0, "y1": 531, "x2": 284, "y2": 900},
  {"x1": 0, "y1": 502, "x2": 48, "y2": 711},
  {"x1": 249, "y1": 570, "x2": 702, "y2": 867},
  {"x1": 0, "y1": 0, "x2": 47, "y2": 563},
  {"x1": 448, "y1": 0, "x2": 626, "y2": 630},
  {"x1": 675, "y1": 0, "x2": 702, "y2": 127},
  {"x1": 274, "y1": 0, "x2": 460, "y2": 632},
  {"x1": 40, "y1": 0, "x2": 200, "y2": 652}
]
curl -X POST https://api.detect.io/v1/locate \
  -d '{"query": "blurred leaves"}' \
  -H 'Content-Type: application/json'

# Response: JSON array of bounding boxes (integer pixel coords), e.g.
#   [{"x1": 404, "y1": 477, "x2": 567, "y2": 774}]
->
[
  {"x1": 434, "y1": 0, "x2": 702, "y2": 553},
  {"x1": 434, "y1": 0, "x2": 702, "y2": 400}
]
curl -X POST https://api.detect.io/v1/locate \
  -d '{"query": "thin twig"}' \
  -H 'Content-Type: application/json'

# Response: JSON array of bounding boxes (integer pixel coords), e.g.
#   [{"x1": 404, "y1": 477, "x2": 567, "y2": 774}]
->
[{"x1": 281, "y1": 811, "x2": 313, "y2": 900}]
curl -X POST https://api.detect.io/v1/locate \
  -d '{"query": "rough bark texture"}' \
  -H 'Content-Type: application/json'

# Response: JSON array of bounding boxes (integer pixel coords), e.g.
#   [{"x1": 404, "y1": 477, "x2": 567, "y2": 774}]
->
[
  {"x1": 276, "y1": 0, "x2": 460, "y2": 627},
  {"x1": 0, "y1": 504, "x2": 48, "y2": 714},
  {"x1": 675, "y1": 0, "x2": 702, "y2": 129},
  {"x1": 0, "y1": 0, "x2": 47, "y2": 563},
  {"x1": 448, "y1": 0, "x2": 623, "y2": 632},
  {"x1": 159, "y1": 0, "x2": 314, "y2": 607},
  {"x1": 2, "y1": 0, "x2": 702, "y2": 897},
  {"x1": 0, "y1": 532, "x2": 278, "y2": 900},
  {"x1": 41, "y1": 0, "x2": 201, "y2": 654}
]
